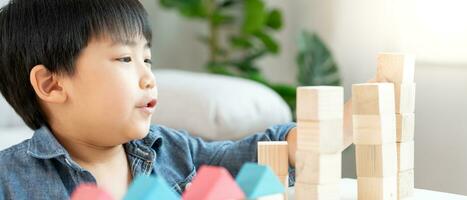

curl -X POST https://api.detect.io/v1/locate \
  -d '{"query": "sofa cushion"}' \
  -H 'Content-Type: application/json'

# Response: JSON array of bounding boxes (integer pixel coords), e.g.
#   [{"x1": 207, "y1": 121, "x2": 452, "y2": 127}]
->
[{"x1": 151, "y1": 69, "x2": 292, "y2": 141}]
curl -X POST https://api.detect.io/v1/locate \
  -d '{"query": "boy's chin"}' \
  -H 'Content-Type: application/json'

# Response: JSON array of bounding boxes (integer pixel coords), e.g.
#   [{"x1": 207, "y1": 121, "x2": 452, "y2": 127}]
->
[{"x1": 127, "y1": 123, "x2": 151, "y2": 140}]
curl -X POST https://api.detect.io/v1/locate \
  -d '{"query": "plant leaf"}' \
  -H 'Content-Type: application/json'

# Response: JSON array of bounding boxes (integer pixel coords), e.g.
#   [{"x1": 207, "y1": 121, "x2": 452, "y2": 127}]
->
[
  {"x1": 296, "y1": 31, "x2": 341, "y2": 86},
  {"x1": 266, "y1": 9, "x2": 282, "y2": 30},
  {"x1": 159, "y1": 0, "x2": 207, "y2": 18},
  {"x1": 230, "y1": 36, "x2": 253, "y2": 49},
  {"x1": 242, "y1": 0, "x2": 266, "y2": 34},
  {"x1": 254, "y1": 31, "x2": 279, "y2": 54}
]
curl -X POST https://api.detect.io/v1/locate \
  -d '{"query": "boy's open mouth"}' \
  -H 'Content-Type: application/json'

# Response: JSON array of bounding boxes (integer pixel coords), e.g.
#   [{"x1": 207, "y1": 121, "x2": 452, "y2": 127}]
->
[
  {"x1": 146, "y1": 99, "x2": 157, "y2": 108},
  {"x1": 136, "y1": 98, "x2": 157, "y2": 115}
]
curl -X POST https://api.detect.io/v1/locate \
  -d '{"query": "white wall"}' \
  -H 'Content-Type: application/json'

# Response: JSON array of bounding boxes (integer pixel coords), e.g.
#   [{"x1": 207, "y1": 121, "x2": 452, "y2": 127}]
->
[{"x1": 144, "y1": 0, "x2": 467, "y2": 195}]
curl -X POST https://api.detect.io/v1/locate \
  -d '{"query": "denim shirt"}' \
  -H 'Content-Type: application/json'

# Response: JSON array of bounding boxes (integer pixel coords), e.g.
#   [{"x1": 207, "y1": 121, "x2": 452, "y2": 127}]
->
[{"x1": 0, "y1": 123, "x2": 296, "y2": 199}]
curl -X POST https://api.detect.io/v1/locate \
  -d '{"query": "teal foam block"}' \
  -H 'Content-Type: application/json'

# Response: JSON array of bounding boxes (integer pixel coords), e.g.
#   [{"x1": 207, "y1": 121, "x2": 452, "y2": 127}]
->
[
  {"x1": 124, "y1": 175, "x2": 180, "y2": 200},
  {"x1": 236, "y1": 162, "x2": 285, "y2": 199}
]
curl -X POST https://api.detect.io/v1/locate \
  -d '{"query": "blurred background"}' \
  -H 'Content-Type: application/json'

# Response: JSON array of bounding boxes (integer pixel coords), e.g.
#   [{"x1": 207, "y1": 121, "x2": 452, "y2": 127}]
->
[
  {"x1": 140, "y1": 0, "x2": 467, "y2": 195},
  {"x1": 1, "y1": 0, "x2": 466, "y2": 196}
]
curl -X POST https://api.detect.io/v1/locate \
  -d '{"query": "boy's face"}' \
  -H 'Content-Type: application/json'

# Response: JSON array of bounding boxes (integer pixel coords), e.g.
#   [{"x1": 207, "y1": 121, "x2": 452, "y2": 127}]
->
[{"x1": 58, "y1": 36, "x2": 157, "y2": 146}]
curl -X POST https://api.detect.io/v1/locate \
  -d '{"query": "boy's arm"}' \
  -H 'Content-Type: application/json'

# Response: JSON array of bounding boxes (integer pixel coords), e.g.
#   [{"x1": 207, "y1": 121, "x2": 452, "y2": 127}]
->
[{"x1": 184, "y1": 123, "x2": 296, "y2": 179}]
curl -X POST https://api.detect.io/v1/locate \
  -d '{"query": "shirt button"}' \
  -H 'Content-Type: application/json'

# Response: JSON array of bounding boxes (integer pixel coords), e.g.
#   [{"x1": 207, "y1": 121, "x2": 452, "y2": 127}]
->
[
  {"x1": 185, "y1": 182, "x2": 192, "y2": 190},
  {"x1": 65, "y1": 158, "x2": 72, "y2": 167}
]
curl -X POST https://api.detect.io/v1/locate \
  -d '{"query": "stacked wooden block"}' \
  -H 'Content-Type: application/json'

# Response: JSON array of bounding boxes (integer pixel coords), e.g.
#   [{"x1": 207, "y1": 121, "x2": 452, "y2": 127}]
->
[
  {"x1": 258, "y1": 141, "x2": 289, "y2": 199},
  {"x1": 295, "y1": 86, "x2": 344, "y2": 200},
  {"x1": 352, "y1": 83, "x2": 398, "y2": 200},
  {"x1": 377, "y1": 53, "x2": 416, "y2": 200}
]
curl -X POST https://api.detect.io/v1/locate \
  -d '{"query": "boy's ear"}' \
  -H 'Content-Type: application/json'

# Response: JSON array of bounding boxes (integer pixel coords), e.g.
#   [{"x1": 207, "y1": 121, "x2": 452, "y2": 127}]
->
[{"x1": 30, "y1": 65, "x2": 67, "y2": 104}]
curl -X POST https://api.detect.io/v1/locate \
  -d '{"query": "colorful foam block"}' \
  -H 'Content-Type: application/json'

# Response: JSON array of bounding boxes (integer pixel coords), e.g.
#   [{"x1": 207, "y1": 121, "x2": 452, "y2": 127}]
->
[
  {"x1": 182, "y1": 165, "x2": 245, "y2": 200},
  {"x1": 236, "y1": 163, "x2": 285, "y2": 199},
  {"x1": 124, "y1": 175, "x2": 179, "y2": 200},
  {"x1": 70, "y1": 184, "x2": 114, "y2": 200}
]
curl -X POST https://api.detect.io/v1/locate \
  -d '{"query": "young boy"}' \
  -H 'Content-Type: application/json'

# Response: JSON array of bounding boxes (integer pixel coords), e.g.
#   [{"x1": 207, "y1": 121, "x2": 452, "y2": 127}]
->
[{"x1": 0, "y1": 0, "x2": 353, "y2": 199}]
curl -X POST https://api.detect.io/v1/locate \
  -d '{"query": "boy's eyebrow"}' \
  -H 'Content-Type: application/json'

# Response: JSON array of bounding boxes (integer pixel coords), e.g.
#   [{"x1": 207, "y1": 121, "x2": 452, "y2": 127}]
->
[{"x1": 110, "y1": 40, "x2": 151, "y2": 48}]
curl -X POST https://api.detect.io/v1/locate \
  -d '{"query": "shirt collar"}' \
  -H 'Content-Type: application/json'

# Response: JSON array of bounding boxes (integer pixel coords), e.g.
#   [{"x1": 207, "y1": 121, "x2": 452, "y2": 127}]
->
[
  {"x1": 27, "y1": 125, "x2": 68, "y2": 159},
  {"x1": 125, "y1": 125, "x2": 163, "y2": 162}
]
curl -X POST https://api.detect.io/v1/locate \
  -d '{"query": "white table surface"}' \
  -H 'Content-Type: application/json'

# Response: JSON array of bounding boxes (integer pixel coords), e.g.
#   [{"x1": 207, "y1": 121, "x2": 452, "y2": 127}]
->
[{"x1": 288, "y1": 178, "x2": 467, "y2": 200}]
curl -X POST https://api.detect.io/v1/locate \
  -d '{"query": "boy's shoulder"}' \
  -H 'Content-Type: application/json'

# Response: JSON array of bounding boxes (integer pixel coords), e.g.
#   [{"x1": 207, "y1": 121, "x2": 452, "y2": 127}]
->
[
  {"x1": 0, "y1": 139, "x2": 31, "y2": 165},
  {"x1": 0, "y1": 139, "x2": 35, "y2": 185}
]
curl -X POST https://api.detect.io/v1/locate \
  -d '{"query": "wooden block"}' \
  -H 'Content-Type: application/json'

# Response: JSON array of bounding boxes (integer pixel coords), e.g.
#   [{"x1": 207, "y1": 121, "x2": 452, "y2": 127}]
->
[
  {"x1": 258, "y1": 141, "x2": 289, "y2": 176},
  {"x1": 353, "y1": 114, "x2": 396, "y2": 145},
  {"x1": 297, "y1": 119, "x2": 343, "y2": 153},
  {"x1": 398, "y1": 169, "x2": 415, "y2": 199},
  {"x1": 71, "y1": 184, "x2": 114, "y2": 200},
  {"x1": 396, "y1": 113, "x2": 415, "y2": 142},
  {"x1": 358, "y1": 176, "x2": 397, "y2": 200},
  {"x1": 124, "y1": 175, "x2": 179, "y2": 200},
  {"x1": 394, "y1": 83, "x2": 416, "y2": 114},
  {"x1": 377, "y1": 53, "x2": 415, "y2": 83},
  {"x1": 397, "y1": 141, "x2": 415, "y2": 171},
  {"x1": 296, "y1": 86, "x2": 343, "y2": 120},
  {"x1": 236, "y1": 163, "x2": 285, "y2": 199},
  {"x1": 257, "y1": 193, "x2": 285, "y2": 200},
  {"x1": 277, "y1": 175, "x2": 289, "y2": 188},
  {"x1": 277, "y1": 176, "x2": 289, "y2": 200},
  {"x1": 352, "y1": 83, "x2": 395, "y2": 115},
  {"x1": 182, "y1": 166, "x2": 245, "y2": 200},
  {"x1": 355, "y1": 143, "x2": 397, "y2": 177},
  {"x1": 295, "y1": 151, "x2": 341, "y2": 185},
  {"x1": 295, "y1": 182, "x2": 340, "y2": 200}
]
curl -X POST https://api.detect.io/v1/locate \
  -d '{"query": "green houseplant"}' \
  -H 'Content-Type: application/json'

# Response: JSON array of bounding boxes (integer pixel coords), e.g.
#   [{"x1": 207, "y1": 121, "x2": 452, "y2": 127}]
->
[{"x1": 158, "y1": 0, "x2": 341, "y2": 117}]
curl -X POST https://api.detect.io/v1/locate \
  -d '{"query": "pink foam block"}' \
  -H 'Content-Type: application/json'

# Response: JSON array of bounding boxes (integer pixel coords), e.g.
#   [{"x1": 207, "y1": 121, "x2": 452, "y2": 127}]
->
[
  {"x1": 182, "y1": 165, "x2": 245, "y2": 200},
  {"x1": 71, "y1": 184, "x2": 114, "y2": 200}
]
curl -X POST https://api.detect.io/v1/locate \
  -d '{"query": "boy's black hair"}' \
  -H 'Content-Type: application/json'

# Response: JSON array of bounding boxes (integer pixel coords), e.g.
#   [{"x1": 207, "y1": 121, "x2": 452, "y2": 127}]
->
[{"x1": 0, "y1": 0, "x2": 152, "y2": 130}]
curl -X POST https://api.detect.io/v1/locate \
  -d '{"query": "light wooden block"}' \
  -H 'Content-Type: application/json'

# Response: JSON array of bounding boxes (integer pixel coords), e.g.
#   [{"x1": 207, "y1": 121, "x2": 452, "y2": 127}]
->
[
  {"x1": 398, "y1": 169, "x2": 415, "y2": 199},
  {"x1": 396, "y1": 113, "x2": 415, "y2": 142},
  {"x1": 258, "y1": 141, "x2": 289, "y2": 176},
  {"x1": 296, "y1": 86, "x2": 343, "y2": 120},
  {"x1": 394, "y1": 83, "x2": 416, "y2": 114},
  {"x1": 377, "y1": 53, "x2": 415, "y2": 83},
  {"x1": 277, "y1": 175, "x2": 289, "y2": 190},
  {"x1": 352, "y1": 83, "x2": 395, "y2": 115},
  {"x1": 397, "y1": 141, "x2": 414, "y2": 171},
  {"x1": 358, "y1": 176, "x2": 397, "y2": 200},
  {"x1": 257, "y1": 193, "x2": 285, "y2": 200},
  {"x1": 295, "y1": 151, "x2": 341, "y2": 185},
  {"x1": 353, "y1": 114, "x2": 396, "y2": 145},
  {"x1": 355, "y1": 143, "x2": 397, "y2": 177},
  {"x1": 297, "y1": 119, "x2": 343, "y2": 153},
  {"x1": 295, "y1": 183, "x2": 340, "y2": 200}
]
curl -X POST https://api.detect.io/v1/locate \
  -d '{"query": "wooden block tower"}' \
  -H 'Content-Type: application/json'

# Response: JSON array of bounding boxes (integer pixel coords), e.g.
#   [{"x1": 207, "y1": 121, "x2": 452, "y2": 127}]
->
[
  {"x1": 377, "y1": 53, "x2": 416, "y2": 200},
  {"x1": 352, "y1": 83, "x2": 398, "y2": 200},
  {"x1": 295, "y1": 86, "x2": 344, "y2": 200}
]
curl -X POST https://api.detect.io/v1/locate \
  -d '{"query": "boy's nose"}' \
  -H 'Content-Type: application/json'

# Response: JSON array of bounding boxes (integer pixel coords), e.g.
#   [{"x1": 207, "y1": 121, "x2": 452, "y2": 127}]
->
[{"x1": 139, "y1": 71, "x2": 156, "y2": 89}]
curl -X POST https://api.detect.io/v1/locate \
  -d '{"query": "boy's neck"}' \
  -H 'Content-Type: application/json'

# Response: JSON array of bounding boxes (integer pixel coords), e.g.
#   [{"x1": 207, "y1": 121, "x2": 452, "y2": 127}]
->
[{"x1": 48, "y1": 123, "x2": 130, "y2": 169}]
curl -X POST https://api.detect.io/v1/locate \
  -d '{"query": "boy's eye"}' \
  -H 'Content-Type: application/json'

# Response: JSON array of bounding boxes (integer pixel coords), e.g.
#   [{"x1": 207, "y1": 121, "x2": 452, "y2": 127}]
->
[
  {"x1": 117, "y1": 57, "x2": 132, "y2": 62},
  {"x1": 144, "y1": 59, "x2": 152, "y2": 64}
]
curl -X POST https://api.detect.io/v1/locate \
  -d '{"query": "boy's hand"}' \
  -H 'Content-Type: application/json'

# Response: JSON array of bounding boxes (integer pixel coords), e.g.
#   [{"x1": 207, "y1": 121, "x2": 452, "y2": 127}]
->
[{"x1": 286, "y1": 127, "x2": 297, "y2": 167}]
